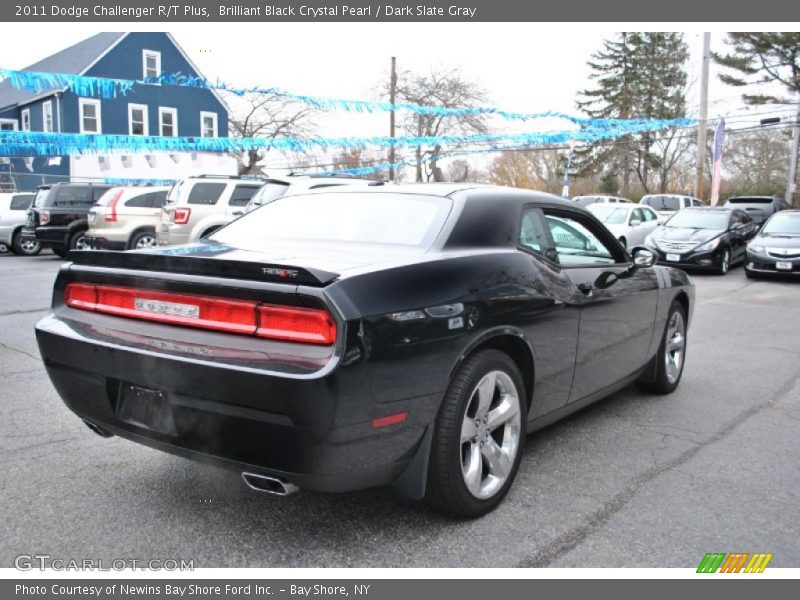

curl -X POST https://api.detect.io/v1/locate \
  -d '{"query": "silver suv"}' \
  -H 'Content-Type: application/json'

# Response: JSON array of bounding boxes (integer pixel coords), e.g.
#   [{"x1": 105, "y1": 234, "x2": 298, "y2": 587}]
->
[
  {"x1": 157, "y1": 175, "x2": 264, "y2": 247},
  {"x1": 86, "y1": 186, "x2": 169, "y2": 250}
]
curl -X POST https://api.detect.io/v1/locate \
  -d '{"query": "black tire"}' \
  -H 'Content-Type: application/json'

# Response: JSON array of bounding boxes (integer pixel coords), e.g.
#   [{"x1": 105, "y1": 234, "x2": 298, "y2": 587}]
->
[
  {"x1": 618, "y1": 237, "x2": 627, "y2": 250},
  {"x1": 200, "y1": 226, "x2": 221, "y2": 239},
  {"x1": 129, "y1": 230, "x2": 158, "y2": 250},
  {"x1": 68, "y1": 230, "x2": 89, "y2": 251},
  {"x1": 637, "y1": 300, "x2": 687, "y2": 394},
  {"x1": 715, "y1": 247, "x2": 731, "y2": 275},
  {"x1": 11, "y1": 230, "x2": 41, "y2": 256},
  {"x1": 52, "y1": 246, "x2": 68, "y2": 258},
  {"x1": 425, "y1": 349, "x2": 527, "y2": 518}
]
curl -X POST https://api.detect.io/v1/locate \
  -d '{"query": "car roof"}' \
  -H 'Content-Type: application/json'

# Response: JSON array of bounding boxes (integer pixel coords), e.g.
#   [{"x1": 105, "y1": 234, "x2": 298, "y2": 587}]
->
[{"x1": 682, "y1": 206, "x2": 732, "y2": 212}]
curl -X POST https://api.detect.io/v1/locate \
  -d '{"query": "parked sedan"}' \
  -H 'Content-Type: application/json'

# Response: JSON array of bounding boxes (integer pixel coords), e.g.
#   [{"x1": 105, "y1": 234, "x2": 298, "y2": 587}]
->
[
  {"x1": 745, "y1": 210, "x2": 800, "y2": 278},
  {"x1": 85, "y1": 186, "x2": 169, "y2": 250},
  {"x1": 36, "y1": 184, "x2": 694, "y2": 517},
  {"x1": 587, "y1": 203, "x2": 661, "y2": 249},
  {"x1": 645, "y1": 207, "x2": 758, "y2": 274}
]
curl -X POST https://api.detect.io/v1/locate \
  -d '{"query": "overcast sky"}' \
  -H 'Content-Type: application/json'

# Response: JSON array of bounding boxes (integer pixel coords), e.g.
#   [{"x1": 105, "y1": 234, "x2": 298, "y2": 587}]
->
[{"x1": 0, "y1": 24, "x2": 794, "y2": 171}]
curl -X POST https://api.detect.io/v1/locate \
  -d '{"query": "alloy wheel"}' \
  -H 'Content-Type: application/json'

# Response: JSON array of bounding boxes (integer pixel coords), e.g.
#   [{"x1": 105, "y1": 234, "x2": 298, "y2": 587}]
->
[
  {"x1": 19, "y1": 238, "x2": 40, "y2": 255},
  {"x1": 664, "y1": 311, "x2": 686, "y2": 384},
  {"x1": 135, "y1": 234, "x2": 157, "y2": 249},
  {"x1": 459, "y1": 370, "x2": 522, "y2": 499}
]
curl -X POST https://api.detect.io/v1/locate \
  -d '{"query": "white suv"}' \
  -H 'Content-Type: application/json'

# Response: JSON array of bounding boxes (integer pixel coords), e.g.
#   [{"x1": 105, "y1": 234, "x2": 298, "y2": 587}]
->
[
  {"x1": 640, "y1": 193, "x2": 704, "y2": 219},
  {"x1": 245, "y1": 175, "x2": 389, "y2": 213},
  {"x1": 157, "y1": 175, "x2": 264, "y2": 247}
]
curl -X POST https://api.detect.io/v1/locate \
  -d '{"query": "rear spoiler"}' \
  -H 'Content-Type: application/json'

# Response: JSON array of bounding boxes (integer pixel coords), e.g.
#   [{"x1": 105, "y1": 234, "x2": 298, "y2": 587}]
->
[{"x1": 66, "y1": 250, "x2": 340, "y2": 286}]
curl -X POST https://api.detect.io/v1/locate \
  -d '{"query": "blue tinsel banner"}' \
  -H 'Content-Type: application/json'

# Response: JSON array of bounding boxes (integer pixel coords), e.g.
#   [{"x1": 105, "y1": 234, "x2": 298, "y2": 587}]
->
[
  {"x1": 0, "y1": 116, "x2": 695, "y2": 158},
  {"x1": 0, "y1": 67, "x2": 695, "y2": 127}
]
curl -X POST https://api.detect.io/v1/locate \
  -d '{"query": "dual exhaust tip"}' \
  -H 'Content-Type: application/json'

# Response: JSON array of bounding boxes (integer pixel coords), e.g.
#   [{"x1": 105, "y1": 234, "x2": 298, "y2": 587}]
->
[{"x1": 241, "y1": 472, "x2": 299, "y2": 496}]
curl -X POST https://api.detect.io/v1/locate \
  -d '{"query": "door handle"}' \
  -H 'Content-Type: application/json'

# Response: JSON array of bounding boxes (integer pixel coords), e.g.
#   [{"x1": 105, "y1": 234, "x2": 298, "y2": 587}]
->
[{"x1": 577, "y1": 282, "x2": 594, "y2": 297}]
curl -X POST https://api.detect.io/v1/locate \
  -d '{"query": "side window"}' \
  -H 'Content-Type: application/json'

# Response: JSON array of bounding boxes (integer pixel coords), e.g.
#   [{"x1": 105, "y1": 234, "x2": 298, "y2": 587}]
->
[
  {"x1": 10, "y1": 194, "x2": 34, "y2": 210},
  {"x1": 125, "y1": 192, "x2": 157, "y2": 208},
  {"x1": 228, "y1": 185, "x2": 260, "y2": 207},
  {"x1": 642, "y1": 208, "x2": 657, "y2": 222},
  {"x1": 518, "y1": 209, "x2": 551, "y2": 257},
  {"x1": 187, "y1": 183, "x2": 226, "y2": 205},
  {"x1": 543, "y1": 211, "x2": 619, "y2": 267},
  {"x1": 92, "y1": 187, "x2": 110, "y2": 202},
  {"x1": 150, "y1": 191, "x2": 168, "y2": 208},
  {"x1": 630, "y1": 208, "x2": 644, "y2": 223}
]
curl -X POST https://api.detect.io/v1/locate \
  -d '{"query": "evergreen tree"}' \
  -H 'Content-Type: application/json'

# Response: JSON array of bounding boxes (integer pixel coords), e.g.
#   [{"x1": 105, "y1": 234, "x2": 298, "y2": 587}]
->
[{"x1": 575, "y1": 32, "x2": 689, "y2": 195}]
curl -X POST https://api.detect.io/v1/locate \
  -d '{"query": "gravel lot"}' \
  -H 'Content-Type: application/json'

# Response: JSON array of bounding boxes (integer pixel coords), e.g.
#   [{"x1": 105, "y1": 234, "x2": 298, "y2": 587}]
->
[{"x1": 1, "y1": 251, "x2": 798, "y2": 568}]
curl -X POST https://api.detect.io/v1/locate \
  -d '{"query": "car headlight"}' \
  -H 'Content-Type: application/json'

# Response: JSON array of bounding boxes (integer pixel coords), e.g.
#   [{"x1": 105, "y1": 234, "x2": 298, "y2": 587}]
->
[
  {"x1": 695, "y1": 238, "x2": 720, "y2": 252},
  {"x1": 747, "y1": 241, "x2": 764, "y2": 253}
]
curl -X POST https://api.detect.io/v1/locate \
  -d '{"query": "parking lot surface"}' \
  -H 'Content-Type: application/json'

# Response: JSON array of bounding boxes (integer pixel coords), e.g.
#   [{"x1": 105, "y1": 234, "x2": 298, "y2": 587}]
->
[{"x1": 1, "y1": 251, "x2": 798, "y2": 567}]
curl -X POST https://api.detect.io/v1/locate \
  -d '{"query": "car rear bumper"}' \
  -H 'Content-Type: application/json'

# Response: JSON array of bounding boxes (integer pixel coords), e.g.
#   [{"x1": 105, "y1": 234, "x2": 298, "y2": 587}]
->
[
  {"x1": 84, "y1": 234, "x2": 127, "y2": 251},
  {"x1": 24, "y1": 225, "x2": 68, "y2": 249},
  {"x1": 35, "y1": 313, "x2": 433, "y2": 494}
]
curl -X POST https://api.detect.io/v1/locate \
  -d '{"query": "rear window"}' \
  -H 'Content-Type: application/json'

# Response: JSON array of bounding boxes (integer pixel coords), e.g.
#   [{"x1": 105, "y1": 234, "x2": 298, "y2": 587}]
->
[
  {"x1": 32, "y1": 188, "x2": 51, "y2": 207},
  {"x1": 187, "y1": 182, "x2": 226, "y2": 205},
  {"x1": 726, "y1": 197, "x2": 773, "y2": 205},
  {"x1": 41, "y1": 186, "x2": 97, "y2": 208},
  {"x1": 249, "y1": 180, "x2": 291, "y2": 208},
  {"x1": 641, "y1": 195, "x2": 682, "y2": 211},
  {"x1": 212, "y1": 193, "x2": 452, "y2": 249},
  {"x1": 228, "y1": 185, "x2": 260, "y2": 207},
  {"x1": 9, "y1": 194, "x2": 34, "y2": 210}
]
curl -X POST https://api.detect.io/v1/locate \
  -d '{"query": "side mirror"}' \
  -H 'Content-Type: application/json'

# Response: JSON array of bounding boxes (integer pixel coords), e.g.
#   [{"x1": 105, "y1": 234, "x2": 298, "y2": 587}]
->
[
  {"x1": 631, "y1": 246, "x2": 656, "y2": 268},
  {"x1": 629, "y1": 219, "x2": 642, "y2": 227}
]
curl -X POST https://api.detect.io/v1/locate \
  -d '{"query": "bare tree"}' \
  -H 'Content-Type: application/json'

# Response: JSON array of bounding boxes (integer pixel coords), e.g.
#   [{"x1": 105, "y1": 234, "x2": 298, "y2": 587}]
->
[
  {"x1": 488, "y1": 149, "x2": 564, "y2": 193},
  {"x1": 227, "y1": 93, "x2": 315, "y2": 176},
  {"x1": 390, "y1": 68, "x2": 489, "y2": 182}
]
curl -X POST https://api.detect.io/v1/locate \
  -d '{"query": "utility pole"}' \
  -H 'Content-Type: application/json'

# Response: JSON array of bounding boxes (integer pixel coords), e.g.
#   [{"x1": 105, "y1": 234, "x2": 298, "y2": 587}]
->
[
  {"x1": 388, "y1": 56, "x2": 397, "y2": 182},
  {"x1": 695, "y1": 32, "x2": 711, "y2": 201},
  {"x1": 786, "y1": 99, "x2": 800, "y2": 207}
]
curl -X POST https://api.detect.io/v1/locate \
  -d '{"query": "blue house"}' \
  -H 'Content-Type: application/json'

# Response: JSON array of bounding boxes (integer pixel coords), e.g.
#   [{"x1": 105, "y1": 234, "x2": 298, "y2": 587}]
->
[{"x1": 0, "y1": 32, "x2": 230, "y2": 191}]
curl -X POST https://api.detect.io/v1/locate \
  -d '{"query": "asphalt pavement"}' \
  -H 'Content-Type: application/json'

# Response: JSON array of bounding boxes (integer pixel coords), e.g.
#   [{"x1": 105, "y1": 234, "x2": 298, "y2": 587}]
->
[{"x1": 1, "y1": 251, "x2": 798, "y2": 568}]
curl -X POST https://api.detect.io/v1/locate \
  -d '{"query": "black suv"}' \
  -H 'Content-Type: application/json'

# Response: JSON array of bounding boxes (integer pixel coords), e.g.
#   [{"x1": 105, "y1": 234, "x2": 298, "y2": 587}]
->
[{"x1": 23, "y1": 183, "x2": 111, "y2": 257}]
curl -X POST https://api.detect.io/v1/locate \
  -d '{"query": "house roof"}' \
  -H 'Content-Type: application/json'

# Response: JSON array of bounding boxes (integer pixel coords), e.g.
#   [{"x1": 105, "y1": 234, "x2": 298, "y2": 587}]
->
[{"x1": 0, "y1": 32, "x2": 126, "y2": 110}]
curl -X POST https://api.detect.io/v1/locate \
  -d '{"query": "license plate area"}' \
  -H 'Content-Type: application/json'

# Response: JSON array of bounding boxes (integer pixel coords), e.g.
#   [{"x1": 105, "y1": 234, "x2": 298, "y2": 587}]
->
[
  {"x1": 776, "y1": 261, "x2": 792, "y2": 270},
  {"x1": 114, "y1": 382, "x2": 177, "y2": 435},
  {"x1": 666, "y1": 253, "x2": 680, "y2": 262}
]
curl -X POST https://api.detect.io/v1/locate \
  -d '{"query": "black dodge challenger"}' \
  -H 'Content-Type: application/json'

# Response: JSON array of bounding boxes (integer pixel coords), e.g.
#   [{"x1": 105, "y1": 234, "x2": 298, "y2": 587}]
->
[{"x1": 36, "y1": 184, "x2": 694, "y2": 517}]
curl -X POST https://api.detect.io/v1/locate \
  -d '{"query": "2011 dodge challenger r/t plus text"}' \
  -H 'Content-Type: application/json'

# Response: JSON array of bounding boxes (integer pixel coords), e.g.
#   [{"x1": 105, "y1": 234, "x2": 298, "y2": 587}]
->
[{"x1": 35, "y1": 184, "x2": 694, "y2": 517}]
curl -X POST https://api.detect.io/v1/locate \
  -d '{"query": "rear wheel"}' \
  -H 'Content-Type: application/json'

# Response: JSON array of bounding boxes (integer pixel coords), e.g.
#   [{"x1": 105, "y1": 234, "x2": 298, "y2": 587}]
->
[
  {"x1": 12, "y1": 231, "x2": 41, "y2": 256},
  {"x1": 425, "y1": 349, "x2": 527, "y2": 518},
  {"x1": 68, "y1": 231, "x2": 89, "y2": 251},
  {"x1": 637, "y1": 300, "x2": 687, "y2": 394},
  {"x1": 129, "y1": 230, "x2": 157, "y2": 250}
]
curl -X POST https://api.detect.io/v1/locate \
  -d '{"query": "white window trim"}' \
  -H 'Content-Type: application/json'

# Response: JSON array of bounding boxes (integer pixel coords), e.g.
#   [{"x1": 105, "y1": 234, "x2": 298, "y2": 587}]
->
[
  {"x1": 42, "y1": 100, "x2": 53, "y2": 133},
  {"x1": 142, "y1": 49, "x2": 161, "y2": 80},
  {"x1": 0, "y1": 117, "x2": 18, "y2": 131},
  {"x1": 128, "y1": 103, "x2": 149, "y2": 136},
  {"x1": 200, "y1": 111, "x2": 218, "y2": 138},
  {"x1": 78, "y1": 98, "x2": 102, "y2": 134},
  {"x1": 158, "y1": 106, "x2": 178, "y2": 137},
  {"x1": 20, "y1": 108, "x2": 30, "y2": 131}
]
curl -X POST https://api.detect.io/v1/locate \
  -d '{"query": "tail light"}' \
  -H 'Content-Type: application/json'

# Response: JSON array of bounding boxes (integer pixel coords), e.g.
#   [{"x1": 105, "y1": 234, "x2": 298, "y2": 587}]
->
[
  {"x1": 173, "y1": 207, "x2": 191, "y2": 224},
  {"x1": 64, "y1": 283, "x2": 336, "y2": 345},
  {"x1": 104, "y1": 189, "x2": 124, "y2": 222},
  {"x1": 39, "y1": 210, "x2": 50, "y2": 225}
]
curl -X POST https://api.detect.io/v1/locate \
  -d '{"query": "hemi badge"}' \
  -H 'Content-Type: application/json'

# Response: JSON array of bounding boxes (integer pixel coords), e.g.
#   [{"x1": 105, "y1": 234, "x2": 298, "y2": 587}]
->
[
  {"x1": 134, "y1": 298, "x2": 200, "y2": 319},
  {"x1": 262, "y1": 267, "x2": 299, "y2": 278}
]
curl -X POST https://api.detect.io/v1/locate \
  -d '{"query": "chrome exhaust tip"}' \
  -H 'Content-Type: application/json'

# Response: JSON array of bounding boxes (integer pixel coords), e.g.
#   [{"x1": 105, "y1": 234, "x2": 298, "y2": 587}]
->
[{"x1": 241, "y1": 472, "x2": 299, "y2": 496}]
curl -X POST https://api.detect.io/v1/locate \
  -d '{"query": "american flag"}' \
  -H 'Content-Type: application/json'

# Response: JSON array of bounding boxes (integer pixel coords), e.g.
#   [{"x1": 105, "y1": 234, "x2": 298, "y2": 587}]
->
[
  {"x1": 97, "y1": 156, "x2": 110, "y2": 172},
  {"x1": 121, "y1": 155, "x2": 133, "y2": 169},
  {"x1": 145, "y1": 155, "x2": 157, "y2": 168},
  {"x1": 709, "y1": 118, "x2": 726, "y2": 206},
  {"x1": 23, "y1": 157, "x2": 34, "y2": 172}
]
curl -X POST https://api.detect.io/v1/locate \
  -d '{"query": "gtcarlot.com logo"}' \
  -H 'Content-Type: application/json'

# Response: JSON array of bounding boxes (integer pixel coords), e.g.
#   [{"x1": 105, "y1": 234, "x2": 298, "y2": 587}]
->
[
  {"x1": 15, "y1": 554, "x2": 194, "y2": 571},
  {"x1": 697, "y1": 552, "x2": 773, "y2": 573}
]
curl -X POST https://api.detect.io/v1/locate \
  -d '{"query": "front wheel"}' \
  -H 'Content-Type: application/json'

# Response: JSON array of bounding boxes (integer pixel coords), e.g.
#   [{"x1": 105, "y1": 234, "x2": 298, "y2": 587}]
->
[
  {"x1": 637, "y1": 300, "x2": 687, "y2": 394},
  {"x1": 12, "y1": 231, "x2": 41, "y2": 256},
  {"x1": 425, "y1": 349, "x2": 527, "y2": 517},
  {"x1": 716, "y1": 247, "x2": 730, "y2": 275}
]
